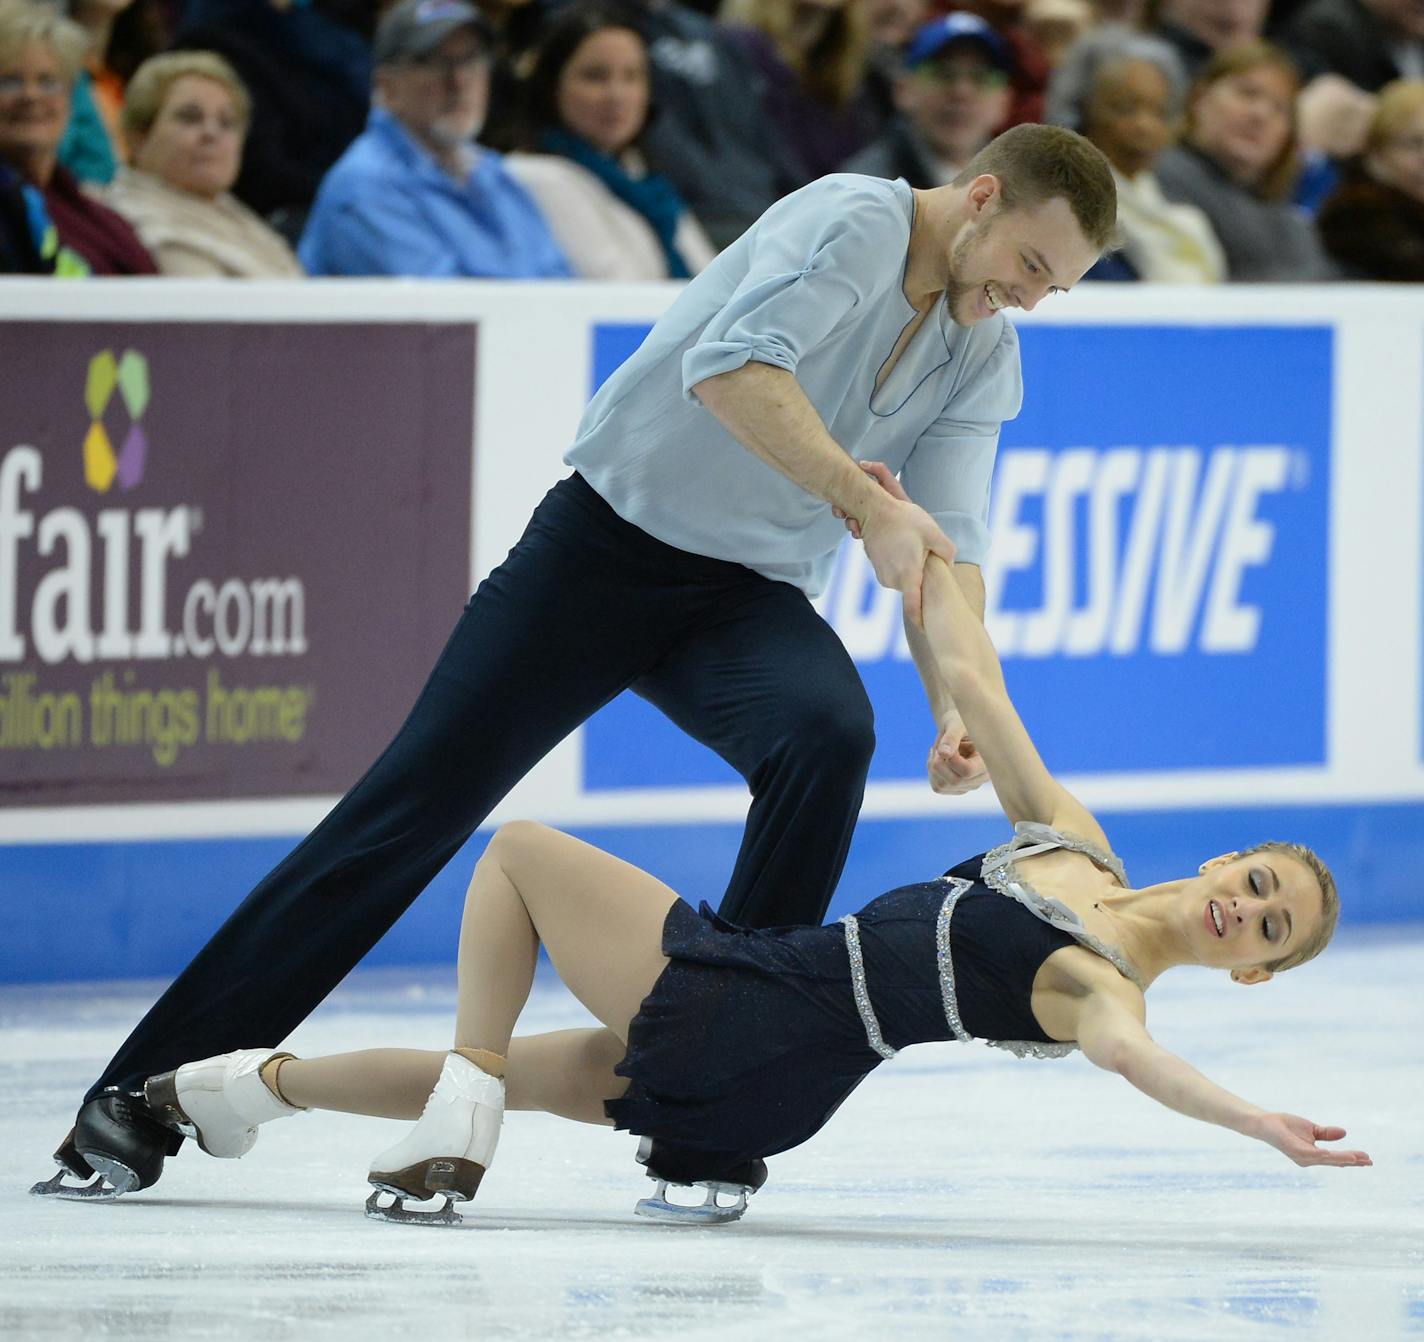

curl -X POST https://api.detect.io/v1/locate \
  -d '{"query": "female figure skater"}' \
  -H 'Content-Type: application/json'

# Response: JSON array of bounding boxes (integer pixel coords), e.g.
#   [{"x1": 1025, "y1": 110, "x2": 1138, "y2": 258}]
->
[{"x1": 145, "y1": 552, "x2": 1370, "y2": 1226}]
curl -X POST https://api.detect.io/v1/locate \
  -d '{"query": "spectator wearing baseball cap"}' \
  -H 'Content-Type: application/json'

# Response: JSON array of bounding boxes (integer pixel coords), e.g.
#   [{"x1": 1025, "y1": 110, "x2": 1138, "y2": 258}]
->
[
  {"x1": 943, "y1": 0, "x2": 1053, "y2": 127},
  {"x1": 841, "y1": 13, "x2": 1014, "y2": 186},
  {"x1": 299, "y1": 0, "x2": 570, "y2": 277}
]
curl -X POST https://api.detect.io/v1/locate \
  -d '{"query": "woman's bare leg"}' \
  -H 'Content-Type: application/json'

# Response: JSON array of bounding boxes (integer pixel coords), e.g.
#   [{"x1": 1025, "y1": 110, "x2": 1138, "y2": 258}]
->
[
  {"x1": 270, "y1": 1027, "x2": 628, "y2": 1127},
  {"x1": 452, "y1": 821, "x2": 679, "y2": 1056},
  {"x1": 274, "y1": 1049, "x2": 443, "y2": 1119},
  {"x1": 506, "y1": 1028, "x2": 628, "y2": 1125},
  {"x1": 272, "y1": 823, "x2": 673, "y2": 1126}
]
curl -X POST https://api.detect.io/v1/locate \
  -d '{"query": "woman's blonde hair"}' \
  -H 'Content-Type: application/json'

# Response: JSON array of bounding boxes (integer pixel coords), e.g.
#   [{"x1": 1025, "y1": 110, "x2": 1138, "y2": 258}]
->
[
  {"x1": 0, "y1": 0, "x2": 86, "y2": 84},
  {"x1": 122, "y1": 50, "x2": 251, "y2": 141},
  {"x1": 1366, "y1": 78, "x2": 1424, "y2": 155},
  {"x1": 1184, "y1": 40, "x2": 1300, "y2": 202},
  {"x1": 1238, "y1": 841, "x2": 1339, "y2": 973},
  {"x1": 719, "y1": 0, "x2": 869, "y2": 107}
]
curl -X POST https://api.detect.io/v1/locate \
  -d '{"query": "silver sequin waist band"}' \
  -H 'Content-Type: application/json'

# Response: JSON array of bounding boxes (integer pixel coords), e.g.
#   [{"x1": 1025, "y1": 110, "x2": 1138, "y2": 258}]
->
[{"x1": 839, "y1": 914, "x2": 897, "y2": 1060}]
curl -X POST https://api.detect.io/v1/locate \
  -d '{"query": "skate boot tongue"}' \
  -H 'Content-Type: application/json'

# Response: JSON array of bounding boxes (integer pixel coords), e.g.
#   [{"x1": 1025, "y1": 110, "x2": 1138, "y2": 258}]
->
[{"x1": 144, "y1": 1049, "x2": 302, "y2": 1159}]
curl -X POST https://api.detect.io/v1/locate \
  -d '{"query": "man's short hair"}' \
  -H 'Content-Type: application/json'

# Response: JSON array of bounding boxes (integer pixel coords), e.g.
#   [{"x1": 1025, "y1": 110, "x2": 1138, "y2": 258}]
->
[{"x1": 952, "y1": 122, "x2": 1117, "y2": 252}]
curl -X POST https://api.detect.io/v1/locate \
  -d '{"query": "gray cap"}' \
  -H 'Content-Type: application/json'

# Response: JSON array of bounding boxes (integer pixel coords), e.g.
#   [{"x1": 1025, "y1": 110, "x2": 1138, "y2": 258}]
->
[{"x1": 373, "y1": 0, "x2": 493, "y2": 66}]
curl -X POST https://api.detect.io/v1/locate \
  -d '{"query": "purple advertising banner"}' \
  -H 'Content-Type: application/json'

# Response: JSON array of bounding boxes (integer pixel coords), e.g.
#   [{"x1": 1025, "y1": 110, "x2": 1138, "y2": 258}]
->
[{"x1": 0, "y1": 322, "x2": 476, "y2": 805}]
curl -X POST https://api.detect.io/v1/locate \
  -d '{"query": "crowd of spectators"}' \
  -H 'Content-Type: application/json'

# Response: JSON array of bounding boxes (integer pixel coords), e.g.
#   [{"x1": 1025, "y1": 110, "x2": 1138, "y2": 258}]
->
[{"x1": 1, "y1": 0, "x2": 1422, "y2": 280}]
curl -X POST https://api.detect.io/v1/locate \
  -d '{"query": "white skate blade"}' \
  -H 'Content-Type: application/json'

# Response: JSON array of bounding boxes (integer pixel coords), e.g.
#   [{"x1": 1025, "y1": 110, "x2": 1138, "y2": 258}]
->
[
  {"x1": 634, "y1": 1179, "x2": 749, "y2": 1226},
  {"x1": 30, "y1": 1157, "x2": 137, "y2": 1201},
  {"x1": 364, "y1": 1189, "x2": 463, "y2": 1227}
]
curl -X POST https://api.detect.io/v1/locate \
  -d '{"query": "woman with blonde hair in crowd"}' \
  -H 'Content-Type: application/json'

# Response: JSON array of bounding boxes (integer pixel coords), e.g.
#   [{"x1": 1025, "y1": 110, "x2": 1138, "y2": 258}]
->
[
  {"x1": 1317, "y1": 79, "x2": 1424, "y2": 280},
  {"x1": 1154, "y1": 41, "x2": 1335, "y2": 280},
  {"x1": 719, "y1": 0, "x2": 880, "y2": 184},
  {"x1": 502, "y1": 3, "x2": 715, "y2": 279},
  {"x1": 0, "y1": 0, "x2": 154, "y2": 273},
  {"x1": 105, "y1": 50, "x2": 302, "y2": 277}
]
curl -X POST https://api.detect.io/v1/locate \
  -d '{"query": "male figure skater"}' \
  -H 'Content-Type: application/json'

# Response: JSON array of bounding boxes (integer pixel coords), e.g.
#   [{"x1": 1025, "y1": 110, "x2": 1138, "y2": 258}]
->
[{"x1": 38, "y1": 104, "x2": 1114, "y2": 1202}]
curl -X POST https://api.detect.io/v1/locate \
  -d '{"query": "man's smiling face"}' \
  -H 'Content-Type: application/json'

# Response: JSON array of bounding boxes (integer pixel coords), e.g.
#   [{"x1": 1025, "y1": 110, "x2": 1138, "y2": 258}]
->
[{"x1": 942, "y1": 185, "x2": 1101, "y2": 326}]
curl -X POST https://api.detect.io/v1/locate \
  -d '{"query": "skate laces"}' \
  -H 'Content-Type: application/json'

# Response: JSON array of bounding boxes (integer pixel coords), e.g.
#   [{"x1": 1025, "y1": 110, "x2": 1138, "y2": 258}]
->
[{"x1": 102, "y1": 1089, "x2": 169, "y2": 1138}]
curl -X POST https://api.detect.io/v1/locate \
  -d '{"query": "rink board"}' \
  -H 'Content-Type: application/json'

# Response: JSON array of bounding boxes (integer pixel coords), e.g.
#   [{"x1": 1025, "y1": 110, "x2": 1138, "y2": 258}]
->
[
  {"x1": 0, "y1": 282, "x2": 1422, "y2": 982},
  {"x1": 2, "y1": 801, "x2": 1423, "y2": 982}
]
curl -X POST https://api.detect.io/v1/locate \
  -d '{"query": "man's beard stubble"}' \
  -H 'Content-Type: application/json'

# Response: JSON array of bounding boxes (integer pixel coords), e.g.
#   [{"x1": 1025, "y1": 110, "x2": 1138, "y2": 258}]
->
[{"x1": 942, "y1": 223, "x2": 983, "y2": 327}]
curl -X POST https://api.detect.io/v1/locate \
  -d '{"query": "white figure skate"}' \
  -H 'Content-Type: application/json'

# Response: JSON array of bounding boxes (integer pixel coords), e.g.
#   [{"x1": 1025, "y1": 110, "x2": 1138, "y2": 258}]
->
[
  {"x1": 145, "y1": 1049, "x2": 302, "y2": 1158},
  {"x1": 366, "y1": 1051, "x2": 504, "y2": 1227}
]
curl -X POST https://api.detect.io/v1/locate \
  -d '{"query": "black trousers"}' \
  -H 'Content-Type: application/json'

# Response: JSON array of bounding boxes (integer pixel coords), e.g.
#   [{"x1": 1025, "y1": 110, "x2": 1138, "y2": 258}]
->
[{"x1": 89, "y1": 474, "x2": 876, "y2": 1099}]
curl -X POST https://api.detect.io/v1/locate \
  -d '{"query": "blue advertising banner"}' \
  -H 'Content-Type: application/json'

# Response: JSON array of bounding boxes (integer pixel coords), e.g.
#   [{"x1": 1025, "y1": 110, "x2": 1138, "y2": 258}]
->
[{"x1": 583, "y1": 323, "x2": 1331, "y2": 789}]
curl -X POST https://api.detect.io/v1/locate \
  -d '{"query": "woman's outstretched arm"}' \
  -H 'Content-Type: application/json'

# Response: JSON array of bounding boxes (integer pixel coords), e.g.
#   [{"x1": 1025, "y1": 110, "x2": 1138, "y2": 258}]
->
[{"x1": 1072, "y1": 982, "x2": 1373, "y2": 1168}]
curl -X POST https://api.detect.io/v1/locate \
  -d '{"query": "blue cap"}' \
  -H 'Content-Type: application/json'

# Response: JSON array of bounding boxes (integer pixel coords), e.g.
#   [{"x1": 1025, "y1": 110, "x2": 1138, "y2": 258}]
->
[{"x1": 904, "y1": 14, "x2": 1014, "y2": 72}]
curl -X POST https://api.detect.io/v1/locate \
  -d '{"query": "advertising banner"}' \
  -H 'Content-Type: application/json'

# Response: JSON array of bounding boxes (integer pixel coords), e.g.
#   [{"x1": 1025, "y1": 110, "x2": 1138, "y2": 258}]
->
[
  {"x1": 0, "y1": 322, "x2": 476, "y2": 805},
  {"x1": 583, "y1": 322, "x2": 1331, "y2": 789}
]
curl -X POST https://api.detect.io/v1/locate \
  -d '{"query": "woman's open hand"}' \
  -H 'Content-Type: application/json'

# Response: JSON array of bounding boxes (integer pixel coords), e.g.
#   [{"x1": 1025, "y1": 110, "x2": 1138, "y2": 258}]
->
[{"x1": 1250, "y1": 1112, "x2": 1372, "y2": 1167}]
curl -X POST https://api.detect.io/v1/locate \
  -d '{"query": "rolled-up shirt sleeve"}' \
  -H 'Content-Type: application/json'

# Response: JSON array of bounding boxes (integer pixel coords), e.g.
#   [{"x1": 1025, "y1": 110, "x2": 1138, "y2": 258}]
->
[
  {"x1": 900, "y1": 319, "x2": 1023, "y2": 566},
  {"x1": 682, "y1": 178, "x2": 905, "y2": 400}
]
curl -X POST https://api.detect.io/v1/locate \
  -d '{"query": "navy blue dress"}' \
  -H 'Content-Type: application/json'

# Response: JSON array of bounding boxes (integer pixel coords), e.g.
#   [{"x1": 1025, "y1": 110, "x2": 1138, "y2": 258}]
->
[{"x1": 605, "y1": 824, "x2": 1141, "y2": 1166}]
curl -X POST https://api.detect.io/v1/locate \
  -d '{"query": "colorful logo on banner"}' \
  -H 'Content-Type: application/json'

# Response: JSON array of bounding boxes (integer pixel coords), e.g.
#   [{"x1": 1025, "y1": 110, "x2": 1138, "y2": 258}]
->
[
  {"x1": 581, "y1": 322, "x2": 1331, "y2": 788},
  {"x1": 83, "y1": 349, "x2": 150, "y2": 493}
]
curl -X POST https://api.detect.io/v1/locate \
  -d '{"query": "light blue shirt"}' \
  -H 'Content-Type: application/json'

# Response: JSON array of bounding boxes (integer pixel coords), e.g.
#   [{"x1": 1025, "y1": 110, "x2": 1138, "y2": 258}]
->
[
  {"x1": 567, "y1": 174, "x2": 1022, "y2": 596},
  {"x1": 299, "y1": 107, "x2": 571, "y2": 278}
]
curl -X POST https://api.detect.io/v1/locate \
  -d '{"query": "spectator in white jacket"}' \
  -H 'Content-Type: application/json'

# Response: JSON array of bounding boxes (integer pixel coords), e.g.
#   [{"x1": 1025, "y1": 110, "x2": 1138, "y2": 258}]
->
[{"x1": 501, "y1": 2, "x2": 715, "y2": 280}]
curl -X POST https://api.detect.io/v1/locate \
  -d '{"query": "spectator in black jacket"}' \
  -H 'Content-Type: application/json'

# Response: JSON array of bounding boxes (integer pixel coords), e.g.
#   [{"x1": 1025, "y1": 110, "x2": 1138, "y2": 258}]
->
[
  {"x1": 170, "y1": 0, "x2": 371, "y2": 238},
  {"x1": 0, "y1": 159, "x2": 50, "y2": 272},
  {"x1": 1280, "y1": 0, "x2": 1424, "y2": 93}
]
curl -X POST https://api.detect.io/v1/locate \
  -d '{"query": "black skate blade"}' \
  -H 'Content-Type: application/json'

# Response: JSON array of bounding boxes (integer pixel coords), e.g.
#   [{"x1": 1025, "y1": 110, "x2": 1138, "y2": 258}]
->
[
  {"x1": 364, "y1": 1189, "x2": 462, "y2": 1227},
  {"x1": 634, "y1": 1179, "x2": 749, "y2": 1226}
]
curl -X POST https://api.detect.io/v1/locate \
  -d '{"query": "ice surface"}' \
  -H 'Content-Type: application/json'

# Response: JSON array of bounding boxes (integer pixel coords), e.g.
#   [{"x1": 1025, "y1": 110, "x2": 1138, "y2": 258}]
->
[{"x1": 2, "y1": 929, "x2": 1421, "y2": 1342}]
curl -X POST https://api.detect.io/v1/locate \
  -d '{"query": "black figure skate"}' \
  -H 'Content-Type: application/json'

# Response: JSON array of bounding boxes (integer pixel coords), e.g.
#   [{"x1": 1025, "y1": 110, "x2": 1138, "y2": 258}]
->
[
  {"x1": 30, "y1": 1088, "x2": 182, "y2": 1200},
  {"x1": 633, "y1": 1138, "x2": 767, "y2": 1226}
]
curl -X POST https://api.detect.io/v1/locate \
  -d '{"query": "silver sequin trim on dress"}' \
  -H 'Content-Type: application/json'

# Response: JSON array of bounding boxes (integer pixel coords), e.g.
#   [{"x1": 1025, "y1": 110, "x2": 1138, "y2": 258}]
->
[
  {"x1": 934, "y1": 876, "x2": 973, "y2": 1043},
  {"x1": 941, "y1": 860, "x2": 1087, "y2": 1061},
  {"x1": 981, "y1": 821, "x2": 1146, "y2": 991},
  {"x1": 839, "y1": 915, "x2": 897, "y2": 1059}
]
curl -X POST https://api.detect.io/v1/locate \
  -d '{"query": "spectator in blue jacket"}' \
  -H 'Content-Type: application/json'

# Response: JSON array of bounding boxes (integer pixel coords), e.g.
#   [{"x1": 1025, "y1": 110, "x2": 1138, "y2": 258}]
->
[{"x1": 299, "y1": 0, "x2": 570, "y2": 277}]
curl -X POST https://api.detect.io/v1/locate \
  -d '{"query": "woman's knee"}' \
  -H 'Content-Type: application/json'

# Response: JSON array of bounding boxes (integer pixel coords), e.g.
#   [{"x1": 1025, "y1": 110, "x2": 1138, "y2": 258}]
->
[{"x1": 485, "y1": 819, "x2": 555, "y2": 870}]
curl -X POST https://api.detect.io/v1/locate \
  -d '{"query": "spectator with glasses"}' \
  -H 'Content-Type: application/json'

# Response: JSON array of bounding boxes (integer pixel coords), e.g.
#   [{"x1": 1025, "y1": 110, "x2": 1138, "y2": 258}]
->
[
  {"x1": 105, "y1": 51, "x2": 303, "y2": 277},
  {"x1": 0, "y1": 0, "x2": 154, "y2": 273},
  {"x1": 298, "y1": 0, "x2": 569, "y2": 277},
  {"x1": 842, "y1": 14, "x2": 1013, "y2": 187}
]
